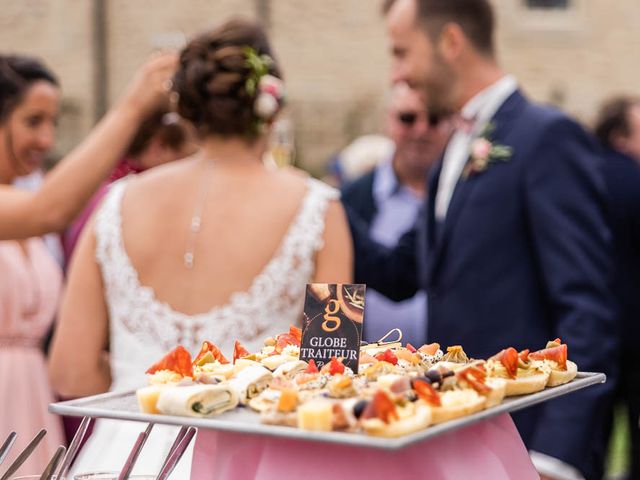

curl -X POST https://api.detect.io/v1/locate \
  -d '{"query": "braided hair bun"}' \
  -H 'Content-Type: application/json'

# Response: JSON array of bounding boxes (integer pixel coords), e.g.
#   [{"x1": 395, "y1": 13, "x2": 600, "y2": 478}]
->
[{"x1": 173, "y1": 18, "x2": 283, "y2": 140}]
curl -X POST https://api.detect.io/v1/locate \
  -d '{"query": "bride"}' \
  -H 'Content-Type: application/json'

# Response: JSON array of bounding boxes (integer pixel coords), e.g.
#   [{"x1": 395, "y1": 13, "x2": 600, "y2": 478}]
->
[{"x1": 48, "y1": 18, "x2": 352, "y2": 477}]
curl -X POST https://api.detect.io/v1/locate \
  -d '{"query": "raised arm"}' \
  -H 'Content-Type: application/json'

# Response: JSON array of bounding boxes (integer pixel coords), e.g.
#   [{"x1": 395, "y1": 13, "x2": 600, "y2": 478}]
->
[
  {"x1": 48, "y1": 217, "x2": 111, "y2": 397},
  {"x1": 0, "y1": 53, "x2": 177, "y2": 240}
]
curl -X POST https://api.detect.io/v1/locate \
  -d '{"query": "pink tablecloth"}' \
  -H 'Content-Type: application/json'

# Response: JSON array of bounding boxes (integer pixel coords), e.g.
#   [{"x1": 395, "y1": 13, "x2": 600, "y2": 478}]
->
[{"x1": 190, "y1": 413, "x2": 538, "y2": 480}]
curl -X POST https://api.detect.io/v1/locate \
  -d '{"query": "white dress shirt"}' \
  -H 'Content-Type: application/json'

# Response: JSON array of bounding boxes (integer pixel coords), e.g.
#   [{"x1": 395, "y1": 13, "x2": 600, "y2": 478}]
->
[{"x1": 434, "y1": 75, "x2": 518, "y2": 221}]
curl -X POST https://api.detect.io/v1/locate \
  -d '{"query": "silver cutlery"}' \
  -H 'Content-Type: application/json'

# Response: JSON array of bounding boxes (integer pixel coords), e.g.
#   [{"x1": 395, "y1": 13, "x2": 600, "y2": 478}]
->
[
  {"x1": 155, "y1": 427, "x2": 196, "y2": 480},
  {"x1": 39, "y1": 445, "x2": 66, "y2": 480},
  {"x1": 0, "y1": 429, "x2": 46, "y2": 480},
  {"x1": 54, "y1": 416, "x2": 91, "y2": 479},
  {"x1": 155, "y1": 426, "x2": 188, "y2": 477},
  {"x1": 0, "y1": 432, "x2": 17, "y2": 466},
  {"x1": 117, "y1": 423, "x2": 154, "y2": 480}
]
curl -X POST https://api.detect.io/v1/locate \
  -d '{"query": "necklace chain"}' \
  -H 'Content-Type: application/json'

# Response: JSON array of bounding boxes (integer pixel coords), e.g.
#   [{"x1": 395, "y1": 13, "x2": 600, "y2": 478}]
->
[{"x1": 184, "y1": 161, "x2": 215, "y2": 269}]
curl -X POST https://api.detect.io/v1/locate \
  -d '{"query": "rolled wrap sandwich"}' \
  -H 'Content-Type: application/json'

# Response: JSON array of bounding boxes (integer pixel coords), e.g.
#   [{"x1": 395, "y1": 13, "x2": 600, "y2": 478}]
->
[
  {"x1": 157, "y1": 384, "x2": 239, "y2": 417},
  {"x1": 228, "y1": 364, "x2": 273, "y2": 404}
]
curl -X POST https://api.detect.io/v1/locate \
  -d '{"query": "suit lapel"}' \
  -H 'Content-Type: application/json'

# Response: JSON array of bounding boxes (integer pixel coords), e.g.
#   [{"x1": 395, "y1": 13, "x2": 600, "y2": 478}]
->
[{"x1": 427, "y1": 90, "x2": 529, "y2": 282}]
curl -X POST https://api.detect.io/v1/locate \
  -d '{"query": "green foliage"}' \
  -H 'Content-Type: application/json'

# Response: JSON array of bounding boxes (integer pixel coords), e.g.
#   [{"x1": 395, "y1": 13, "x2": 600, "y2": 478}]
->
[{"x1": 243, "y1": 46, "x2": 273, "y2": 96}]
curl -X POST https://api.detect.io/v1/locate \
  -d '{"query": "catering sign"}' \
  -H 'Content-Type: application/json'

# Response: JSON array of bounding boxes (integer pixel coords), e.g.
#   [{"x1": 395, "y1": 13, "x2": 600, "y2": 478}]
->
[{"x1": 299, "y1": 283, "x2": 365, "y2": 371}]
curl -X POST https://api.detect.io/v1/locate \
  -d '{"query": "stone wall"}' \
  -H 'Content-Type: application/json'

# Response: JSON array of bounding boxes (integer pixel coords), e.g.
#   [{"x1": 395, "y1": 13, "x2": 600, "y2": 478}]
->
[{"x1": 1, "y1": 0, "x2": 638, "y2": 173}]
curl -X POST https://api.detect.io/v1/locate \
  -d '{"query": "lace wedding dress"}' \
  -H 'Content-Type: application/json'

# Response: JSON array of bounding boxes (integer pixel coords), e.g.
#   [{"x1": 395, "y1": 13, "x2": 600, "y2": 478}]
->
[{"x1": 71, "y1": 177, "x2": 339, "y2": 478}]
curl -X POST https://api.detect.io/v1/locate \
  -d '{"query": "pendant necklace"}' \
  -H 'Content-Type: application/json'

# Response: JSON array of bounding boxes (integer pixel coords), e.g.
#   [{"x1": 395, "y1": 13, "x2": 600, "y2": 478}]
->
[{"x1": 184, "y1": 160, "x2": 215, "y2": 269}]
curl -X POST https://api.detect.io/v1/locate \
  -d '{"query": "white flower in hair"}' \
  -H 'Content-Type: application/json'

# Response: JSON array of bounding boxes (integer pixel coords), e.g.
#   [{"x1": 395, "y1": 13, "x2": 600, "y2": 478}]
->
[{"x1": 255, "y1": 92, "x2": 279, "y2": 120}]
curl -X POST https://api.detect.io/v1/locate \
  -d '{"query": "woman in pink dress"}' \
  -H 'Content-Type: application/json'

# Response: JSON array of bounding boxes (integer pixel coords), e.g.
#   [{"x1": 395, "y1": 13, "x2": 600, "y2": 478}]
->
[
  {"x1": 0, "y1": 54, "x2": 66, "y2": 476},
  {"x1": 0, "y1": 237, "x2": 64, "y2": 476},
  {"x1": 0, "y1": 53, "x2": 176, "y2": 476}
]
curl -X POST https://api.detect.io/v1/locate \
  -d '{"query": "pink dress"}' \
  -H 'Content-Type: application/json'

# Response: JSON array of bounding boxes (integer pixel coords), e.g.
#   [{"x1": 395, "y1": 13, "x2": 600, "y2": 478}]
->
[
  {"x1": 191, "y1": 414, "x2": 538, "y2": 480},
  {"x1": 0, "y1": 239, "x2": 65, "y2": 477}
]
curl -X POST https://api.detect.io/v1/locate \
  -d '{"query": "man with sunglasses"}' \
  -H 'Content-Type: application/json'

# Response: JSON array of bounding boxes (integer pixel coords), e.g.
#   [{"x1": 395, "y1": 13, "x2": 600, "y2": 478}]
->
[{"x1": 342, "y1": 83, "x2": 451, "y2": 346}]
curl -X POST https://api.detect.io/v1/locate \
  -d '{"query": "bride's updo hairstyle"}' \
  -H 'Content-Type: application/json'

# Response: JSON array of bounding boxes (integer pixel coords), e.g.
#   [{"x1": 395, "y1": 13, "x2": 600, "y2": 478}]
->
[{"x1": 173, "y1": 18, "x2": 284, "y2": 141}]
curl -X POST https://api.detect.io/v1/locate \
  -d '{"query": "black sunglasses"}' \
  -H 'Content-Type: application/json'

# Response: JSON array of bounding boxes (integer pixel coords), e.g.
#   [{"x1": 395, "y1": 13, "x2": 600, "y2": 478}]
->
[{"x1": 397, "y1": 111, "x2": 442, "y2": 127}]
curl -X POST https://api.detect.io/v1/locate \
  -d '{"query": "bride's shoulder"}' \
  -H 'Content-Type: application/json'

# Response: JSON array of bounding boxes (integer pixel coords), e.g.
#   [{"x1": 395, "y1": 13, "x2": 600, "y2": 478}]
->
[
  {"x1": 129, "y1": 157, "x2": 194, "y2": 189},
  {"x1": 272, "y1": 168, "x2": 339, "y2": 200},
  {"x1": 119, "y1": 157, "x2": 196, "y2": 205}
]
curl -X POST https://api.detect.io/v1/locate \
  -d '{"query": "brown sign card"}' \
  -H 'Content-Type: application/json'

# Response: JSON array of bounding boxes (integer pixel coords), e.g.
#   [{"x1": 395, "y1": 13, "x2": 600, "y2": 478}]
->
[{"x1": 299, "y1": 283, "x2": 365, "y2": 371}]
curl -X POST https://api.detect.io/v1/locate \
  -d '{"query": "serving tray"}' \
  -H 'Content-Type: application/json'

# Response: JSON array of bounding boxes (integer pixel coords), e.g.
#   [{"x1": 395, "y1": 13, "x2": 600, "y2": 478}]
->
[{"x1": 50, "y1": 371, "x2": 605, "y2": 450}]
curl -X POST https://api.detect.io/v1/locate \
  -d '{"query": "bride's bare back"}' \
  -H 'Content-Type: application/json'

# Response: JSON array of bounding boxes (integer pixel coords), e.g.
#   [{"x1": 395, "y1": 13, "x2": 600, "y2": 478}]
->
[{"x1": 121, "y1": 157, "x2": 352, "y2": 315}]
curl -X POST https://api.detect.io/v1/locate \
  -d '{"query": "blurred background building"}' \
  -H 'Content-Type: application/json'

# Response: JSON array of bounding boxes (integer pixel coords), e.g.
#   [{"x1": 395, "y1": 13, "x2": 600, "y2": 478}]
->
[{"x1": 1, "y1": 0, "x2": 638, "y2": 175}]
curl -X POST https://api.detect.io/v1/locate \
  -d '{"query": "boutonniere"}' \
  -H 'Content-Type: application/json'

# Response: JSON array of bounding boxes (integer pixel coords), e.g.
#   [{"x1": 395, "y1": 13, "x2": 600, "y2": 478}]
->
[{"x1": 462, "y1": 123, "x2": 513, "y2": 179}]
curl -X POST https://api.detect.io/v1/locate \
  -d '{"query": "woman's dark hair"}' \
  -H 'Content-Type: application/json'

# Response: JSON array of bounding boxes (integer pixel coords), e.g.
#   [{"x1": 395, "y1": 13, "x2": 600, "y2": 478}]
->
[
  {"x1": 0, "y1": 54, "x2": 59, "y2": 123},
  {"x1": 173, "y1": 18, "x2": 282, "y2": 140},
  {"x1": 594, "y1": 96, "x2": 640, "y2": 149},
  {"x1": 126, "y1": 109, "x2": 189, "y2": 157}
]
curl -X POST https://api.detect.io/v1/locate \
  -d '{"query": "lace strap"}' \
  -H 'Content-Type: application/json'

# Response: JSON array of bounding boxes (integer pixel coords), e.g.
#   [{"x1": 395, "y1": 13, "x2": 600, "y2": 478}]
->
[
  {"x1": 94, "y1": 179, "x2": 129, "y2": 280},
  {"x1": 281, "y1": 178, "x2": 340, "y2": 258}
]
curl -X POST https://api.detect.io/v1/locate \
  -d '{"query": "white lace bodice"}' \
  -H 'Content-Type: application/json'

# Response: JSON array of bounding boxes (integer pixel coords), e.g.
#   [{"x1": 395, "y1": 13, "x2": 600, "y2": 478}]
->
[{"x1": 94, "y1": 177, "x2": 339, "y2": 391}]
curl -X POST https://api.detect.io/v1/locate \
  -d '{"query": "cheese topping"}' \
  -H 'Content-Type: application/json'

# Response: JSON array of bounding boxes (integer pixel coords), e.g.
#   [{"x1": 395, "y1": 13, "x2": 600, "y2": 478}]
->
[
  {"x1": 148, "y1": 370, "x2": 183, "y2": 385},
  {"x1": 439, "y1": 389, "x2": 481, "y2": 408},
  {"x1": 282, "y1": 344, "x2": 300, "y2": 357},
  {"x1": 485, "y1": 360, "x2": 510, "y2": 379}
]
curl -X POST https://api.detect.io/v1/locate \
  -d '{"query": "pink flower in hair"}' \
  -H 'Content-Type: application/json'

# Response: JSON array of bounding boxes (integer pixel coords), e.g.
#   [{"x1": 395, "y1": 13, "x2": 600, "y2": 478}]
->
[{"x1": 254, "y1": 74, "x2": 285, "y2": 120}]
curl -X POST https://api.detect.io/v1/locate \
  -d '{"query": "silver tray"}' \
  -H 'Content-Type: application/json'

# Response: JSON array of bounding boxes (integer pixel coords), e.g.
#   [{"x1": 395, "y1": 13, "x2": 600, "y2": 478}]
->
[{"x1": 50, "y1": 371, "x2": 605, "y2": 450}]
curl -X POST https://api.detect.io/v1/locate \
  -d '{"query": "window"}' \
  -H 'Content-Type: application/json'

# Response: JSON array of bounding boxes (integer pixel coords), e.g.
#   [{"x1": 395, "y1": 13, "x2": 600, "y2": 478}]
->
[{"x1": 525, "y1": 0, "x2": 570, "y2": 9}]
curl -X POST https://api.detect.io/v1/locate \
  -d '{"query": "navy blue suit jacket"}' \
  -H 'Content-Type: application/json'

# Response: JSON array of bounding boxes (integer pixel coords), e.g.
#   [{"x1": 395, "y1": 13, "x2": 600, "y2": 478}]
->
[
  {"x1": 348, "y1": 90, "x2": 618, "y2": 479},
  {"x1": 601, "y1": 147, "x2": 640, "y2": 354},
  {"x1": 341, "y1": 170, "x2": 378, "y2": 227}
]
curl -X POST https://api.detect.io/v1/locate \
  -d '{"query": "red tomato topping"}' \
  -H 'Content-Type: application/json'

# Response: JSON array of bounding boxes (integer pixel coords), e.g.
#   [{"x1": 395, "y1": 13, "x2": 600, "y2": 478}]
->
[
  {"x1": 413, "y1": 379, "x2": 441, "y2": 406},
  {"x1": 375, "y1": 349, "x2": 398, "y2": 366},
  {"x1": 306, "y1": 359, "x2": 319, "y2": 373},
  {"x1": 146, "y1": 345, "x2": 193, "y2": 377},
  {"x1": 529, "y1": 344, "x2": 568, "y2": 370},
  {"x1": 233, "y1": 340, "x2": 250, "y2": 364},
  {"x1": 328, "y1": 356, "x2": 345, "y2": 375},
  {"x1": 457, "y1": 366, "x2": 491, "y2": 395},
  {"x1": 193, "y1": 340, "x2": 229, "y2": 365},
  {"x1": 518, "y1": 349, "x2": 530, "y2": 362},
  {"x1": 489, "y1": 347, "x2": 518, "y2": 379},
  {"x1": 372, "y1": 390, "x2": 400, "y2": 423},
  {"x1": 289, "y1": 325, "x2": 302, "y2": 344}
]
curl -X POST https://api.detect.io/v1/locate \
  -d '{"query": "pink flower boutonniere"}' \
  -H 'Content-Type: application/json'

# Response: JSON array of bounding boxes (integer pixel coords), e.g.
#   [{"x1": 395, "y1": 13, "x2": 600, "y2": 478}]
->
[{"x1": 462, "y1": 123, "x2": 513, "y2": 179}]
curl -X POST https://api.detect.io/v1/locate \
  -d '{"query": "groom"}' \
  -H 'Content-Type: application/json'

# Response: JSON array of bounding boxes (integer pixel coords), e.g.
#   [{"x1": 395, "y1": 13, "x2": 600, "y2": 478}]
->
[{"x1": 350, "y1": 1, "x2": 618, "y2": 479}]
